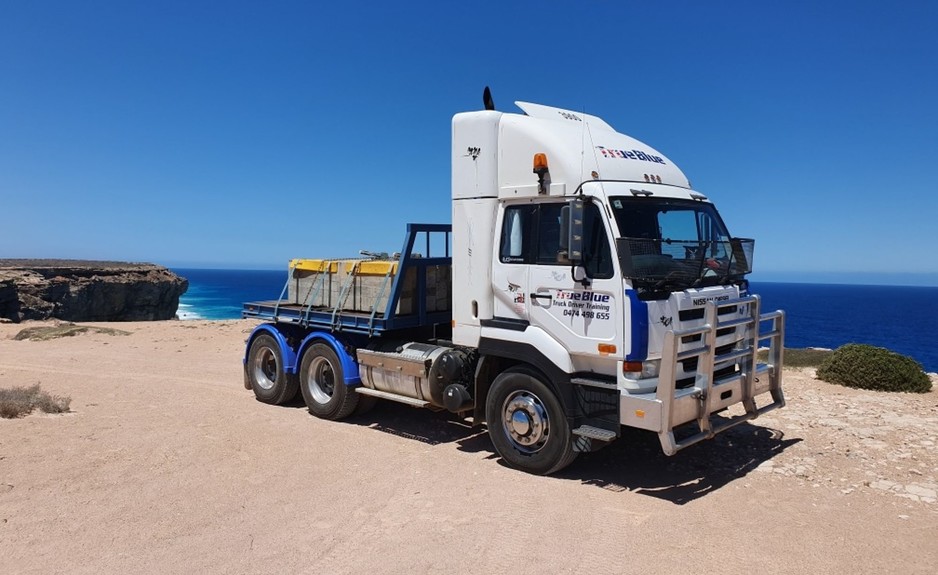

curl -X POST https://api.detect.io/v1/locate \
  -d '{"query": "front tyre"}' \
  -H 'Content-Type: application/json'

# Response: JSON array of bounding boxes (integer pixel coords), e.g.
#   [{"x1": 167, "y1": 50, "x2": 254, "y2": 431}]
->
[
  {"x1": 299, "y1": 343, "x2": 359, "y2": 420},
  {"x1": 485, "y1": 368, "x2": 577, "y2": 475},
  {"x1": 246, "y1": 333, "x2": 298, "y2": 405}
]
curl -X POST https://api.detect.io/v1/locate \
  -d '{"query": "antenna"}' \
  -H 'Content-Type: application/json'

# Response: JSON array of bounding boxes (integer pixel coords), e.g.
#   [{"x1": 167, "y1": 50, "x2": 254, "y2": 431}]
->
[
  {"x1": 584, "y1": 117, "x2": 601, "y2": 188},
  {"x1": 483, "y1": 86, "x2": 495, "y2": 111},
  {"x1": 580, "y1": 105, "x2": 587, "y2": 182}
]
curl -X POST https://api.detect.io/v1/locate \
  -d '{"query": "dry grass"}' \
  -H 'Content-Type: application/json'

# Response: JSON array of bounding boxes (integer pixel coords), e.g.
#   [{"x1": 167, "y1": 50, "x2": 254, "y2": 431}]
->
[
  {"x1": 13, "y1": 323, "x2": 130, "y2": 341},
  {"x1": 0, "y1": 384, "x2": 72, "y2": 419}
]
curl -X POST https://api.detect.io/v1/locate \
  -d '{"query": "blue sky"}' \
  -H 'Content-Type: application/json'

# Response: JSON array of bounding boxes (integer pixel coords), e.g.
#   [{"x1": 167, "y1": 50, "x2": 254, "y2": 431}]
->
[{"x1": 2, "y1": 1, "x2": 936, "y2": 285}]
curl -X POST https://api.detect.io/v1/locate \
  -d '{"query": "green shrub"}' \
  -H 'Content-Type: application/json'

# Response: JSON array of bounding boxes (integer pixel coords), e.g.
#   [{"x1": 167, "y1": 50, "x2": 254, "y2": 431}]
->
[
  {"x1": 759, "y1": 347, "x2": 832, "y2": 368},
  {"x1": 816, "y1": 343, "x2": 932, "y2": 393}
]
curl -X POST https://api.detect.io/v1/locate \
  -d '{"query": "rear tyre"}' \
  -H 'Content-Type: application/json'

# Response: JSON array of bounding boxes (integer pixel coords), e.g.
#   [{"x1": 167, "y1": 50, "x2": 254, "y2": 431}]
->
[
  {"x1": 485, "y1": 367, "x2": 577, "y2": 475},
  {"x1": 247, "y1": 333, "x2": 298, "y2": 405},
  {"x1": 299, "y1": 343, "x2": 359, "y2": 420}
]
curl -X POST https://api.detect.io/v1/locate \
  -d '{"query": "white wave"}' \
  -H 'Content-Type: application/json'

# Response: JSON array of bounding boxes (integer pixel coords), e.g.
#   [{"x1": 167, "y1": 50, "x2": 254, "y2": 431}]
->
[{"x1": 176, "y1": 302, "x2": 204, "y2": 321}]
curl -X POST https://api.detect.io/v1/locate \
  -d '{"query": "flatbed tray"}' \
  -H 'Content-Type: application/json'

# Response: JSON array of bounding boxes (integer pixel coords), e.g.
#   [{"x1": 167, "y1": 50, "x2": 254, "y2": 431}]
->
[{"x1": 242, "y1": 224, "x2": 453, "y2": 336}]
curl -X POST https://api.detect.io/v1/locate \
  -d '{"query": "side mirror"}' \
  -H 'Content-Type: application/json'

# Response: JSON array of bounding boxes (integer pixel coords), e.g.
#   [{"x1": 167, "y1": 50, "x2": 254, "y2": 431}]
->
[
  {"x1": 560, "y1": 205, "x2": 570, "y2": 250},
  {"x1": 729, "y1": 237, "x2": 754, "y2": 275},
  {"x1": 562, "y1": 198, "x2": 585, "y2": 265}
]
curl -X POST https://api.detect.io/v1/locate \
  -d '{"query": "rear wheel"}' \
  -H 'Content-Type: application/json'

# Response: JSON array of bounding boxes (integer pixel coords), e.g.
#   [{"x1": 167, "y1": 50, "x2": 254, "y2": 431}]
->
[
  {"x1": 246, "y1": 333, "x2": 298, "y2": 405},
  {"x1": 485, "y1": 367, "x2": 577, "y2": 475},
  {"x1": 299, "y1": 343, "x2": 359, "y2": 420}
]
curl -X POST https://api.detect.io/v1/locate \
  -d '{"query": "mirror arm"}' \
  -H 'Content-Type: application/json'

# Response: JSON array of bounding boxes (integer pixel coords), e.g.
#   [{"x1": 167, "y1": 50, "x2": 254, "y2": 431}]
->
[{"x1": 571, "y1": 265, "x2": 591, "y2": 288}]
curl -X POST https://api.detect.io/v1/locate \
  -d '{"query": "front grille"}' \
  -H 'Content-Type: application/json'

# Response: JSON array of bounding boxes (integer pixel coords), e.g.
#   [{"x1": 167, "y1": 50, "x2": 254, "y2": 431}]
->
[
  {"x1": 681, "y1": 342, "x2": 737, "y2": 372},
  {"x1": 674, "y1": 364, "x2": 739, "y2": 390},
  {"x1": 714, "y1": 364, "x2": 738, "y2": 381},
  {"x1": 681, "y1": 325, "x2": 735, "y2": 344},
  {"x1": 678, "y1": 304, "x2": 738, "y2": 322},
  {"x1": 676, "y1": 376, "x2": 695, "y2": 389},
  {"x1": 679, "y1": 308, "x2": 704, "y2": 321}
]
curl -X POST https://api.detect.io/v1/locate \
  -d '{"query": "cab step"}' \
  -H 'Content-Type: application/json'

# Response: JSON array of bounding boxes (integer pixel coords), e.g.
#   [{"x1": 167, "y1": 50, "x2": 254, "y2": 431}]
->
[{"x1": 572, "y1": 425, "x2": 618, "y2": 442}]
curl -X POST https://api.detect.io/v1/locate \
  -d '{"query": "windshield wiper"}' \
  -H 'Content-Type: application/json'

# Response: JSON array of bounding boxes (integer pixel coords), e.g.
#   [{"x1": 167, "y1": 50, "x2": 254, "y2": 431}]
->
[{"x1": 651, "y1": 277, "x2": 691, "y2": 292}]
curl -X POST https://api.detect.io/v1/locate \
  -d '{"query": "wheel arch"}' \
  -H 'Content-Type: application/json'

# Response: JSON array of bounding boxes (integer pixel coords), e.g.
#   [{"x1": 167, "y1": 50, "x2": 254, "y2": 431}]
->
[
  {"x1": 473, "y1": 338, "x2": 573, "y2": 424},
  {"x1": 296, "y1": 331, "x2": 361, "y2": 386},
  {"x1": 244, "y1": 323, "x2": 299, "y2": 376}
]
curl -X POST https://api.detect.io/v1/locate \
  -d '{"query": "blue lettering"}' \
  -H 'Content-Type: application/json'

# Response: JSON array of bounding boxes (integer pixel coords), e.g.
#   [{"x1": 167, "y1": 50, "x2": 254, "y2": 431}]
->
[{"x1": 595, "y1": 146, "x2": 667, "y2": 165}]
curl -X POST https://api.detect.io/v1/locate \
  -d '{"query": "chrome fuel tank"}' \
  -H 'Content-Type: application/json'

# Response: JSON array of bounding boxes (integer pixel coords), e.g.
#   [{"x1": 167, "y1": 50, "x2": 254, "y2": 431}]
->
[{"x1": 356, "y1": 343, "x2": 469, "y2": 408}]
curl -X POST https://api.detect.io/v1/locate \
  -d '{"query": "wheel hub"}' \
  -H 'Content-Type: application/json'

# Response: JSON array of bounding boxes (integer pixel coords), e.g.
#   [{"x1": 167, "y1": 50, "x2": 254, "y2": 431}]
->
[
  {"x1": 308, "y1": 356, "x2": 335, "y2": 404},
  {"x1": 253, "y1": 348, "x2": 278, "y2": 390},
  {"x1": 502, "y1": 392, "x2": 549, "y2": 452},
  {"x1": 509, "y1": 410, "x2": 533, "y2": 436}
]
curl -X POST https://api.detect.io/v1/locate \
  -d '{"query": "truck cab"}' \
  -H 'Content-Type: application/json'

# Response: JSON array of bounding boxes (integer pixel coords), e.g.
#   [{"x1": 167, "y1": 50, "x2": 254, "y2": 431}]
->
[{"x1": 451, "y1": 101, "x2": 784, "y2": 471}]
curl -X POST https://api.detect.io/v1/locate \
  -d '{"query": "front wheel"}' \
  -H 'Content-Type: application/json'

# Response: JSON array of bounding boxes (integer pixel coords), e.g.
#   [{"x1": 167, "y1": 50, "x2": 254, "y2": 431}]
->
[
  {"x1": 485, "y1": 367, "x2": 577, "y2": 475},
  {"x1": 246, "y1": 333, "x2": 298, "y2": 405},
  {"x1": 299, "y1": 343, "x2": 359, "y2": 420}
]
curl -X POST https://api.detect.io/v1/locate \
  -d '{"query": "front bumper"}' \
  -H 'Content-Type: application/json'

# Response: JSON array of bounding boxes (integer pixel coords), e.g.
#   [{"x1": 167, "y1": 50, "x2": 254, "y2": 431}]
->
[{"x1": 618, "y1": 295, "x2": 785, "y2": 455}]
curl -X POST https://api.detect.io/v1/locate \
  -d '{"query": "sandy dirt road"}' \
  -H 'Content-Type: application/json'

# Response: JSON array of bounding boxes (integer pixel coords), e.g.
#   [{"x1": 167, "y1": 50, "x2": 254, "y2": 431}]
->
[{"x1": 1, "y1": 320, "x2": 936, "y2": 574}]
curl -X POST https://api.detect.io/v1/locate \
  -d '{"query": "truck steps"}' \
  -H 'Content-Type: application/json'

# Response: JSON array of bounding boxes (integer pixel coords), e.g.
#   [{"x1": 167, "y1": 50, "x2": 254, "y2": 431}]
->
[
  {"x1": 572, "y1": 425, "x2": 618, "y2": 442},
  {"x1": 355, "y1": 387, "x2": 430, "y2": 408}
]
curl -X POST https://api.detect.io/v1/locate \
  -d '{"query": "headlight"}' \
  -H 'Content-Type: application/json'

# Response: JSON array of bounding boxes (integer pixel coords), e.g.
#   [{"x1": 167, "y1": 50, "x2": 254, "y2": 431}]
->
[{"x1": 623, "y1": 359, "x2": 660, "y2": 379}]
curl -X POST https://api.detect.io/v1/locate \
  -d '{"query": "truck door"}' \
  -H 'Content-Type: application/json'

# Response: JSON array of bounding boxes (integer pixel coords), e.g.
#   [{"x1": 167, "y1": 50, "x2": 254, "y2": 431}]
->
[
  {"x1": 491, "y1": 204, "x2": 534, "y2": 323},
  {"x1": 520, "y1": 202, "x2": 623, "y2": 358}
]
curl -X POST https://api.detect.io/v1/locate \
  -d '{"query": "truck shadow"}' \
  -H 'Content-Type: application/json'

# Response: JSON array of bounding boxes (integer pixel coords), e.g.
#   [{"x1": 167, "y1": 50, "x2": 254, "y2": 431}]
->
[
  {"x1": 553, "y1": 425, "x2": 801, "y2": 505},
  {"x1": 344, "y1": 401, "x2": 493, "y2": 450},
  {"x1": 344, "y1": 402, "x2": 800, "y2": 505}
]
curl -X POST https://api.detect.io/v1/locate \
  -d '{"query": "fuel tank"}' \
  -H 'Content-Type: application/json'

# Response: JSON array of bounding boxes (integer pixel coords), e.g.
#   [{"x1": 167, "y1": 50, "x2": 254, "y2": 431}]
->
[{"x1": 356, "y1": 342, "x2": 471, "y2": 408}]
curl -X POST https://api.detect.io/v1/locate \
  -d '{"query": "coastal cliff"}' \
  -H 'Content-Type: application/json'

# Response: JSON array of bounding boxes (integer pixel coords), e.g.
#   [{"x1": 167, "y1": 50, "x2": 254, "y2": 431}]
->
[{"x1": 0, "y1": 260, "x2": 188, "y2": 322}]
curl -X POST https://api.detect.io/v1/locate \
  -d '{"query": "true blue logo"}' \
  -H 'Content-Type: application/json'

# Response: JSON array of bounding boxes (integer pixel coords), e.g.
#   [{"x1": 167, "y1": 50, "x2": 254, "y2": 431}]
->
[
  {"x1": 556, "y1": 291, "x2": 611, "y2": 302},
  {"x1": 596, "y1": 146, "x2": 666, "y2": 165}
]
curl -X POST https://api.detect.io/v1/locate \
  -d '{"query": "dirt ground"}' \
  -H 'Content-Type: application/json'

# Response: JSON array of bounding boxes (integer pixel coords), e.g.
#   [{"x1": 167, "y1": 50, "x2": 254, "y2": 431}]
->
[{"x1": 1, "y1": 320, "x2": 936, "y2": 575}]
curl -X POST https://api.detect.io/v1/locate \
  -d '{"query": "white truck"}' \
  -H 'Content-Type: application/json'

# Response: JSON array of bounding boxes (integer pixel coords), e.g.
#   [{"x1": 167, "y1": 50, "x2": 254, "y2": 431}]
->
[{"x1": 242, "y1": 90, "x2": 786, "y2": 475}]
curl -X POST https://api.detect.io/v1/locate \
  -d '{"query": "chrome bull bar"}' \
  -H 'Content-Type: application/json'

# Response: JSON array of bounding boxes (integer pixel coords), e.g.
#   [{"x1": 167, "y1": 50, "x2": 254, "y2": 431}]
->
[{"x1": 620, "y1": 295, "x2": 786, "y2": 455}]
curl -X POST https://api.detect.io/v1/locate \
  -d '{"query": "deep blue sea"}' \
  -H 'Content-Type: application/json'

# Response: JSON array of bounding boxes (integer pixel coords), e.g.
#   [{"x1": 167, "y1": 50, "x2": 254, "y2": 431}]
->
[
  {"x1": 173, "y1": 268, "x2": 288, "y2": 321},
  {"x1": 173, "y1": 269, "x2": 938, "y2": 372}
]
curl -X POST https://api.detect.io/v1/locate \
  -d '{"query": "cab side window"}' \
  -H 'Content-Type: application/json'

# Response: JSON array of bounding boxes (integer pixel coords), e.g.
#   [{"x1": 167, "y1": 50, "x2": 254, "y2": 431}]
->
[
  {"x1": 535, "y1": 204, "x2": 565, "y2": 264},
  {"x1": 499, "y1": 204, "x2": 567, "y2": 265},
  {"x1": 499, "y1": 202, "x2": 611, "y2": 276},
  {"x1": 499, "y1": 205, "x2": 537, "y2": 263},
  {"x1": 583, "y1": 203, "x2": 613, "y2": 279}
]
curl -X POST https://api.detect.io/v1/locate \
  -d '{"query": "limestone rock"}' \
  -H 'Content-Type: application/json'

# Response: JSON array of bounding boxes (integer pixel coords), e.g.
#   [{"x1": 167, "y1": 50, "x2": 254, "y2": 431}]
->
[{"x1": 0, "y1": 260, "x2": 188, "y2": 322}]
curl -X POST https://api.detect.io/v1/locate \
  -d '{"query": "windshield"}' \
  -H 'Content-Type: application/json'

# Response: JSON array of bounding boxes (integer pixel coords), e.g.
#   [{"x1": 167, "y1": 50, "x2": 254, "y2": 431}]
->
[{"x1": 609, "y1": 196, "x2": 753, "y2": 290}]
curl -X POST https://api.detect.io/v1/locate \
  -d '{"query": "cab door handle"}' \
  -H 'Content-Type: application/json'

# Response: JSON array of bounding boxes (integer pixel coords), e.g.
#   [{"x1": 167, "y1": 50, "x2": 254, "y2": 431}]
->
[{"x1": 530, "y1": 293, "x2": 552, "y2": 301}]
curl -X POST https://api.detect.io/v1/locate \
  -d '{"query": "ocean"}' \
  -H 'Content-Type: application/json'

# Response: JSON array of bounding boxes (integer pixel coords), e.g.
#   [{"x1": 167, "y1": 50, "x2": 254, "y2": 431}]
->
[
  {"x1": 172, "y1": 268, "x2": 938, "y2": 372},
  {"x1": 174, "y1": 268, "x2": 288, "y2": 321}
]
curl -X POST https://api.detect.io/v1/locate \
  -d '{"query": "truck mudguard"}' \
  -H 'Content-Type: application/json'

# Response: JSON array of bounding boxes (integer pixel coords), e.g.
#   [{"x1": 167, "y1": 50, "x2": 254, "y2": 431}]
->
[
  {"x1": 296, "y1": 330, "x2": 362, "y2": 385},
  {"x1": 245, "y1": 324, "x2": 360, "y2": 384},
  {"x1": 245, "y1": 323, "x2": 299, "y2": 374}
]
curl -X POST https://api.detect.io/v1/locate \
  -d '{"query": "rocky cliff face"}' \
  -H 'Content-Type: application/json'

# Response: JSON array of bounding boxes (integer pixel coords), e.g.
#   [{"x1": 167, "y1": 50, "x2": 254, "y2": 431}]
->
[{"x1": 0, "y1": 260, "x2": 188, "y2": 322}]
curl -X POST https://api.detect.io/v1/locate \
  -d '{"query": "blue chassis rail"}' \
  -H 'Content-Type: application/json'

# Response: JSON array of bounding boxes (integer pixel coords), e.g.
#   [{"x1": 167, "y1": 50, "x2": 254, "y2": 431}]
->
[{"x1": 242, "y1": 223, "x2": 452, "y2": 336}]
